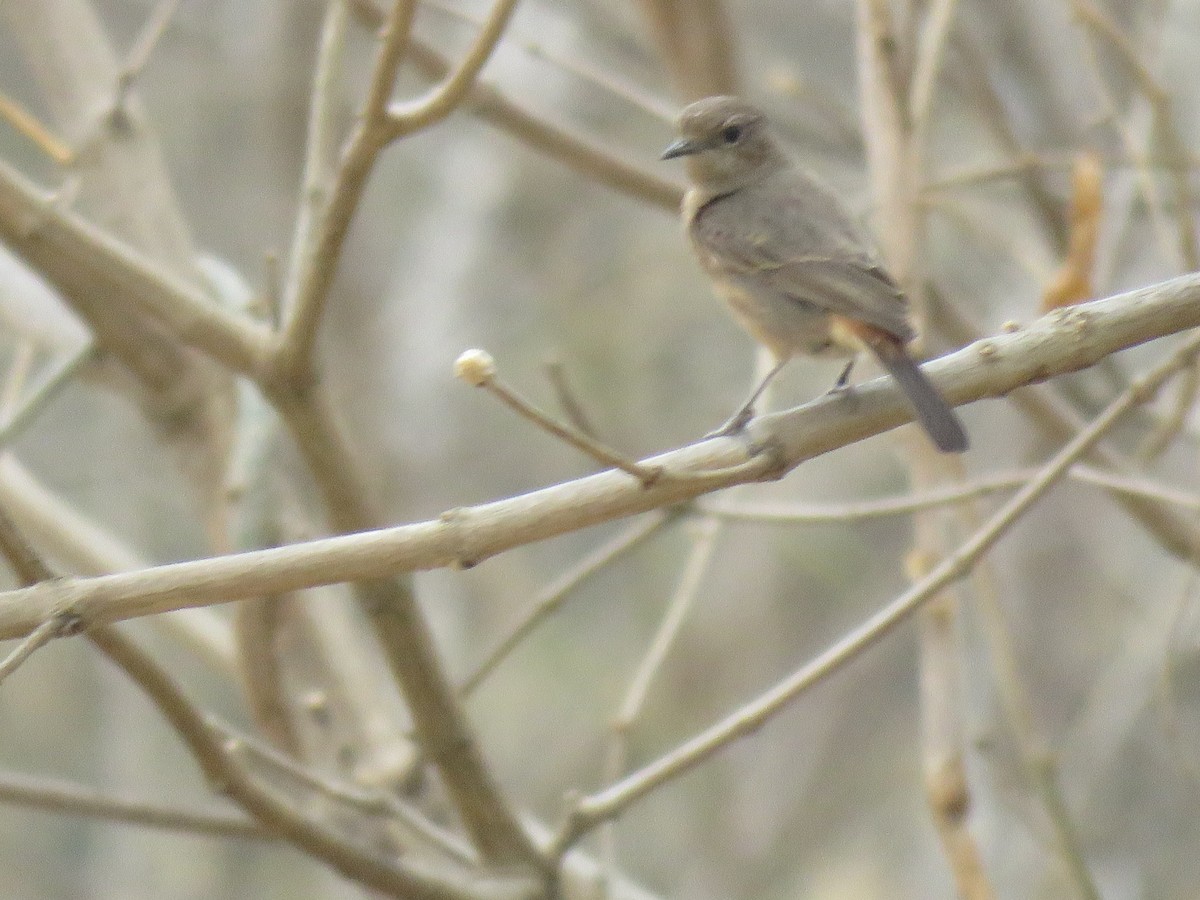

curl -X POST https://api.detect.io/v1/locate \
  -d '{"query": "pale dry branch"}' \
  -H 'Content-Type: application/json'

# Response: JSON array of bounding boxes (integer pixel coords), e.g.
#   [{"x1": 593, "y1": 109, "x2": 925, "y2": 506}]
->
[
  {"x1": 1070, "y1": 0, "x2": 1177, "y2": 270},
  {"x1": 0, "y1": 489, "x2": 479, "y2": 894},
  {"x1": 909, "y1": 0, "x2": 960, "y2": 151},
  {"x1": 274, "y1": 0, "x2": 419, "y2": 380},
  {"x1": 281, "y1": 0, "x2": 351, "y2": 322},
  {"x1": 613, "y1": 516, "x2": 720, "y2": 735},
  {"x1": 0, "y1": 274, "x2": 1195, "y2": 638},
  {"x1": 119, "y1": 0, "x2": 180, "y2": 92},
  {"x1": 0, "y1": 343, "x2": 94, "y2": 450},
  {"x1": 0, "y1": 158, "x2": 271, "y2": 376},
  {"x1": 706, "y1": 464, "x2": 1200, "y2": 522},
  {"x1": 215, "y1": 721, "x2": 473, "y2": 864},
  {"x1": 0, "y1": 769, "x2": 268, "y2": 840},
  {"x1": 544, "y1": 359, "x2": 600, "y2": 440},
  {"x1": 406, "y1": 36, "x2": 682, "y2": 210},
  {"x1": 418, "y1": 0, "x2": 674, "y2": 122},
  {"x1": 2, "y1": 0, "x2": 240, "y2": 544},
  {"x1": 963, "y1": 494, "x2": 1100, "y2": 898},
  {"x1": 0, "y1": 456, "x2": 236, "y2": 674},
  {"x1": 265, "y1": 378, "x2": 543, "y2": 870},
  {"x1": 927, "y1": 285, "x2": 1200, "y2": 563},
  {"x1": 945, "y1": 29, "x2": 1068, "y2": 250},
  {"x1": 235, "y1": 594, "x2": 301, "y2": 755},
  {"x1": 858, "y1": 1, "x2": 990, "y2": 888},
  {"x1": 600, "y1": 514, "x2": 720, "y2": 883},
  {"x1": 385, "y1": 0, "x2": 522, "y2": 137}
]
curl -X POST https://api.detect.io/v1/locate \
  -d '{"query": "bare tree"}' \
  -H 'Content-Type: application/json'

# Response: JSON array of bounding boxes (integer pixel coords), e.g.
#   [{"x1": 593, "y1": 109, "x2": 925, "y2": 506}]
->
[{"x1": 0, "y1": 0, "x2": 1198, "y2": 897}]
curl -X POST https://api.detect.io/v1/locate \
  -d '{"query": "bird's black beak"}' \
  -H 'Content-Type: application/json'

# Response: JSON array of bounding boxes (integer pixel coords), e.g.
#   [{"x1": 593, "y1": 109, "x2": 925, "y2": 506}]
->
[{"x1": 661, "y1": 137, "x2": 703, "y2": 160}]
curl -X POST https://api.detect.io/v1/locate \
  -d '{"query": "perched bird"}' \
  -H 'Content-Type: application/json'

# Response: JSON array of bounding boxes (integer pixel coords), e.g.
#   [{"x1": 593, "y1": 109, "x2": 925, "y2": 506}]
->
[{"x1": 662, "y1": 96, "x2": 967, "y2": 453}]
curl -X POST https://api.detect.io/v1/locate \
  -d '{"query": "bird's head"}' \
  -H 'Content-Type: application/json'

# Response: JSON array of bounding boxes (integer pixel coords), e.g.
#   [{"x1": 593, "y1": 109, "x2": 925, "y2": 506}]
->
[{"x1": 662, "y1": 96, "x2": 788, "y2": 194}]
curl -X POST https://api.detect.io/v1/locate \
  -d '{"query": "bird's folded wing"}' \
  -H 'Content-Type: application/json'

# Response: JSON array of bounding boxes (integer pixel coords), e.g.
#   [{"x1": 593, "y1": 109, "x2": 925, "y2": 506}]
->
[{"x1": 732, "y1": 254, "x2": 914, "y2": 341}]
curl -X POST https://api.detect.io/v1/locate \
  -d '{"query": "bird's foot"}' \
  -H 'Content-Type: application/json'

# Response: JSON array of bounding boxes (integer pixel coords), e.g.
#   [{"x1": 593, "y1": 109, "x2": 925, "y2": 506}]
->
[
  {"x1": 827, "y1": 360, "x2": 856, "y2": 395},
  {"x1": 703, "y1": 406, "x2": 755, "y2": 440}
]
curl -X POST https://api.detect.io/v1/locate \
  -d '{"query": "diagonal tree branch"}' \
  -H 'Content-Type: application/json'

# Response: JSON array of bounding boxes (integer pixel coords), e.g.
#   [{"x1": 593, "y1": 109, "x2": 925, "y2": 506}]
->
[{"x1": 0, "y1": 273, "x2": 1197, "y2": 638}]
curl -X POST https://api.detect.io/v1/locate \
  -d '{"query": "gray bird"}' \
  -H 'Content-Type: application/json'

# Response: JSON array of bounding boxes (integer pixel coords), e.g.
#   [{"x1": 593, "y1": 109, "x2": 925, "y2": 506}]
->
[{"x1": 662, "y1": 96, "x2": 967, "y2": 453}]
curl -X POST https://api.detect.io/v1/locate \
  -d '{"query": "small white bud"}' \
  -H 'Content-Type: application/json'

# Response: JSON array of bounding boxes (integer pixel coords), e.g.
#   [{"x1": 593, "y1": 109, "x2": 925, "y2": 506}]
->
[{"x1": 454, "y1": 349, "x2": 496, "y2": 386}]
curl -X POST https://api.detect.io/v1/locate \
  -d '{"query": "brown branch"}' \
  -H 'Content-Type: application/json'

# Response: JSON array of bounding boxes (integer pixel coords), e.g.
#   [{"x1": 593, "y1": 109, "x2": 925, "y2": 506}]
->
[
  {"x1": 265, "y1": 380, "x2": 543, "y2": 870},
  {"x1": 0, "y1": 274, "x2": 1197, "y2": 637},
  {"x1": 0, "y1": 158, "x2": 271, "y2": 376}
]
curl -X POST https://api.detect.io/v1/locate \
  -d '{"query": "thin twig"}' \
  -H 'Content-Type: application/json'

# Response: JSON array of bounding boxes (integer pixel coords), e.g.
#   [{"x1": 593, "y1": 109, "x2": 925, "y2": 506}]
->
[
  {"x1": 0, "y1": 343, "x2": 95, "y2": 451},
  {"x1": 88, "y1": 626, "x2": 521, "y2": 900},
  {"x1": 462, "y1": 511, "x2": 673, "y2": 696},
  {"x1": 266, "y1": 376, "x2": 544, "y2": 870},
  {"x1": 613, "y1": 516, "x2": 720, "y2": 735},
  {"x1": 552, "y1": 323, "x2": 1200, "y2": 856},
  {"x1": 909, "y1": 0, "x2": 959, "y2": 151},
  {"x1": 0, "y1": 472, "x2": 513, "y2": 897},
  {"x1": 601, "y1": 514, "x2": 720, "y2": 883},
  {"x1": 544, "y1": 359, "x2": 599, "y2": 440},
  {"x1": 1071, "y1": 0, "x2": 1198, "y2": 270},
  {"x1": 0, "y1": 616, "x2": 69, "y2": 686},
  {"x1": 926, "y1": 283, "x2": 1200, "y2": 563},
  {"x1": 456, "y1": 349, "x2": 663, "y2": 485},
  {"x1": 706, "y1": 464, "x2": 1200, "y2": 522},
  {"x1": 213, "y1": 722, "x2": 476, "y2": 865},
  {"x1": 119, "y1": 0, "x2": 181, "y2": 90},
  {"x1": 386, "y1": 0, "x2": 523, "y2": 137},
  {"x1": 1070, "y1": 0, "x2": 1176, "y2": 269},
  {"x1": 0, "y1": 769, "x2": 269, "y2": 840},
  {"x1": 418, "y1": 0, "x2": 674, "y2": 121},
  {"x1": 282, "y1": 0, "x2": 351, "y2": 312},
  {"x1": 1139, "y1": 360, "x2": 1200, "y2": 460},
  {"x1": 0, "y1": 91, "x2": 73, "y2": 163}
]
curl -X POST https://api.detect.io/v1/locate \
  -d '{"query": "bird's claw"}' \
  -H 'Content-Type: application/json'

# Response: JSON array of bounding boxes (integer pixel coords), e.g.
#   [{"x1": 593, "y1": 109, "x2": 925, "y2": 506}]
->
[{"x1": 703, "y1": 407, "x2": 754, "y2": 440}]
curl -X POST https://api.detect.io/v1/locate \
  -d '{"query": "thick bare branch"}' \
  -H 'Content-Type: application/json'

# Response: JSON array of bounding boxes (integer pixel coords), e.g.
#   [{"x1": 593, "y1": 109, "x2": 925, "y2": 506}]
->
[
  {"x1": 0, "y1": 274, "x2": 1197, "y2": 637},
  {"x1": 0, "y1": 159, "x2": 271, "y2": 376}
]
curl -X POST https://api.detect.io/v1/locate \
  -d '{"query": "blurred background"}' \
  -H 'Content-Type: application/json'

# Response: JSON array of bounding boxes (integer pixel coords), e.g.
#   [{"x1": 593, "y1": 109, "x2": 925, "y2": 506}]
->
[{"x1": 2, "y1": 0, "x2": 1200, "y2": 898}]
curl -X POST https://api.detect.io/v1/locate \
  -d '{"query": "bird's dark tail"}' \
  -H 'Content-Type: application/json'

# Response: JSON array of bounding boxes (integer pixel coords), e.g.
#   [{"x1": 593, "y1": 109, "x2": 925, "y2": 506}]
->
[{"x1": 866, "y1": 335, "x2": 968, "y2": 453}]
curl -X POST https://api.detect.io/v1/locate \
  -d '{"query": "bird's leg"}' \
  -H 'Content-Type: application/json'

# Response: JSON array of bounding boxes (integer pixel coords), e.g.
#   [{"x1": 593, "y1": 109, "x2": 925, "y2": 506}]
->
[
  {"x1": 828, "y1": 358, "x2": 856, "y2": 394},
  {"x1": 705, "y1": 358, "x2": 788, "y2": 438}
]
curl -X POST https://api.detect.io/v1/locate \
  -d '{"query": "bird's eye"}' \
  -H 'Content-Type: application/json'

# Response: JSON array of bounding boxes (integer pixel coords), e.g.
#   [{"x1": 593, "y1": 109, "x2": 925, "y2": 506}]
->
[{"x1": 721, "y1": 124, "x2": 743, "y2": 144}]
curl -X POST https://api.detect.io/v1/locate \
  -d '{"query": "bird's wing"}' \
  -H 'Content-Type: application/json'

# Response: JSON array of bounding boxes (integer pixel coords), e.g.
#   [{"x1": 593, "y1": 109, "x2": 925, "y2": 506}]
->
[
  {"x1": 690, "y1": 181, "x2": 915, "y2": 341},
  {"x1": 750, "y1": 256, "x2": 914, "y2": 341}
]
